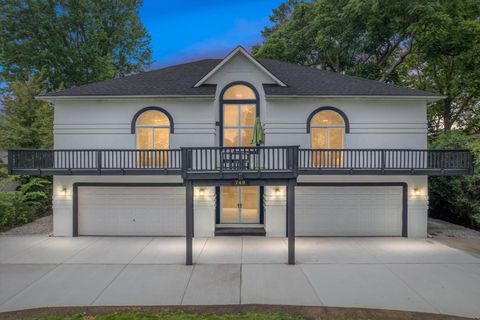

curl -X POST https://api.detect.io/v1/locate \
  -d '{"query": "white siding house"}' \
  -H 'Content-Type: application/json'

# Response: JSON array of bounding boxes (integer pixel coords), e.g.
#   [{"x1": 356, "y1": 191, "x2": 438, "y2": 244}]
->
[{"x1": 10, "y1": 46, "x2": 472, "y2": 264}]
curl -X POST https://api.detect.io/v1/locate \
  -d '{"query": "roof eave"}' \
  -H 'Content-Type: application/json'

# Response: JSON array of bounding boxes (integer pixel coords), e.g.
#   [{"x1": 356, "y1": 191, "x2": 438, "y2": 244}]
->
[
  {"x1": 36, "y1": 94, "x2": 216, "y2": 102},
  {"x1": 265, "y1": 94, "x2": 446, "y2": 102}
]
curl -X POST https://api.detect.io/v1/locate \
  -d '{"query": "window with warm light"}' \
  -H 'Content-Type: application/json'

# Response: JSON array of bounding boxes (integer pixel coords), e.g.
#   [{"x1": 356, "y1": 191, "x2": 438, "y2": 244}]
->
[
  {"x1": 220, "y1": 83, "x2": 260, "y2": 224},
  {"x1": 135, "y1": 110, "x2": 170, "y2": 167},
  {"x1": 310, "y1": 110, "x2": 345, "y2": 167},
  {"x1": 222, "y1": 84, "x2": 256, "y2": 147},
  {"x1": 223, "y1": 84, "x2": 256, "y2": 100}
]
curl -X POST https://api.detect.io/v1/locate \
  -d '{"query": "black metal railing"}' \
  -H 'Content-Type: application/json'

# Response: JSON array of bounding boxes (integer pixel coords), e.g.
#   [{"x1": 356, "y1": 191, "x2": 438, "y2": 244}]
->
[
  {"x1": 298, "y1": 149, "x2": 473, "y2": 174},
  {"x1": 8, "y1": 147, "x2": 474, "y2": 176},
  {"x1": 181, "y1": 146, "x2": 299, "y2": 179},
  {"x1": 8, "y1": 149, "x2": 182, "y2": 174}
]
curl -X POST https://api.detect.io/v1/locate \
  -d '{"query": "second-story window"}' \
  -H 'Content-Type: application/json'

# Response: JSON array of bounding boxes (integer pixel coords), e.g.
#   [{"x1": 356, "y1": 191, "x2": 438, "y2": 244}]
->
[
  {"x1": 222, "y1": 84, "x2": 257, "y2": 147},
  {"x1": 135, "y1": 109, "x2": 171, "y2": 167},
  {"x1": 136, "y1": 110, "x2": 170, "y2": 150},
  {"x1": 310, "y1": 110, "x2": 345, "y2": 150},
  {"x1": 309, "y1": 109, "x2": 346, "y2": 167}
]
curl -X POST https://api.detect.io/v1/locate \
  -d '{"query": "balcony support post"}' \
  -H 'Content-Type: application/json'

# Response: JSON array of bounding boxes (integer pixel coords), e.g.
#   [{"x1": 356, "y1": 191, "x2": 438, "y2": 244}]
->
[
  {"x1": 402, "y1": 183, "x2": 408, "y2": 237},
  {"x1": 185, "y1": 180, "x2": 194, "y2": 265},
  {"x1": 72, "y1": 183, "x2": 78, "y2": 237},
  {"x1": 286, "y1": 178, "x2": 296, "y2": 265}
]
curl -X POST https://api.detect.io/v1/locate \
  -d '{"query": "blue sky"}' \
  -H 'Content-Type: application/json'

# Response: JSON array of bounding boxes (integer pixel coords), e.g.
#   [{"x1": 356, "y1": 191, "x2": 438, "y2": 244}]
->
[{"x1": 141, "y1": 0, "x2": 284, "y2": 68}]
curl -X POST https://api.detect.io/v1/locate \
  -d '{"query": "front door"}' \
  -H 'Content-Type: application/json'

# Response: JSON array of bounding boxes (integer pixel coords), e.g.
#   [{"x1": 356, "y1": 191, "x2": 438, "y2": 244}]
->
[{"x1": 221, "y1": 186, "x2": 259, "y2": 223}]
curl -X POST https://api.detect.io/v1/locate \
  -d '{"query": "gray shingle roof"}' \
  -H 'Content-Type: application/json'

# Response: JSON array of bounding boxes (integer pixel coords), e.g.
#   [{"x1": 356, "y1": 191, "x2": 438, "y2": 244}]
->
[
  {"x1": 43, "y1": 59, "x2": 219, "y2": 97},
  {"x1": 42, "y1": 57, "x2": 439, "y2": 98},
  {"x1": 259, "y1": 59, "x2": 436, "y2": 97}
]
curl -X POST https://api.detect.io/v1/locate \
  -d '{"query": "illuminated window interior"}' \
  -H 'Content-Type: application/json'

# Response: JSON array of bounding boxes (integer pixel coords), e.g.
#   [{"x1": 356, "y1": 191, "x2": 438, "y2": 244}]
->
[
  {"x1": 223, "y1": 85, "x2": 256, "y2": 147},
  {"x1": 135, "y1": 110, "x2": 170, "y2": 167},
  {"x1": 310, "y1": 110, "x2": 345, "y2": 167}
]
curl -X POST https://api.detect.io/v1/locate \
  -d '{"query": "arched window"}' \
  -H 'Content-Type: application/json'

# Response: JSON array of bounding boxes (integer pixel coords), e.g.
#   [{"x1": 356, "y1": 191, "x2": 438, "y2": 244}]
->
[
  {"x1": 309, "y1": 110, "x2": 345, "y2": 149},
  {"x1": 135, "y1": 110, "x2": 170, "y2": 150},
  {"x1": 307, "y1": 107, "x2": 348, "y2": 167},
  {"x1": 221, "y1": 83, "x2": 258, "y2": 147},
  {"x1": 132, "y1": 107, "x2": 172, "y2": 167}
]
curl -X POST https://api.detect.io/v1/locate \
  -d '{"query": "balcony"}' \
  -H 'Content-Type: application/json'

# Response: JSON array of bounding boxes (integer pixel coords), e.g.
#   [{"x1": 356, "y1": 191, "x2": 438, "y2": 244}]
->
[
  {"x1": 8, "y1": 147, "x2": 474, "y2": 178},
  {"x1": 298, "y1": 149, "x2": 474, "y2": 176},
  {"x1": 181, "y1": 146, "x2": 298, "y2": 180}
]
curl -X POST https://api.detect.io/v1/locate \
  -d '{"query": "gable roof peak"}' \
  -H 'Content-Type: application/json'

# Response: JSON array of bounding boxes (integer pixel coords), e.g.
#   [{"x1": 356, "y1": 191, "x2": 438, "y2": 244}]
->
[{"x1": 193, "y1": 45, "x2": 287, "y2": 88}]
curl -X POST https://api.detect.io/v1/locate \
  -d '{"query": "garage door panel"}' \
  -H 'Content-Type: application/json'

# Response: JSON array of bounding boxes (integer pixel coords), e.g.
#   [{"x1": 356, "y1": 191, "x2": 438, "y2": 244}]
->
[
  {"x1": 296, "y1": 186, "x2": 402, "y2": 236},
  {"x1": 78, "y1": 187, "x2": 185, "y2": 236}
]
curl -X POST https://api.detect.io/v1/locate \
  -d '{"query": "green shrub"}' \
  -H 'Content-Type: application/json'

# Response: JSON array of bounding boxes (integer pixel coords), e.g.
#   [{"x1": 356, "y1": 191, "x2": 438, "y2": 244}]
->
[
  {"x1": 0, "y1": 176, "x2": 52, "y2": 231},
  {"x1": 0, "y1": 158, "x2": 7, "y2": 178},
  {"x1": 0, "y1": 191, "x2": 33, "y2": 227},
  {"x1": 429, "y1": 131, "x2": 480, "y2": 229},
  {"x1": 0, "y1": 167, "x2": 7, "y2": 179}
]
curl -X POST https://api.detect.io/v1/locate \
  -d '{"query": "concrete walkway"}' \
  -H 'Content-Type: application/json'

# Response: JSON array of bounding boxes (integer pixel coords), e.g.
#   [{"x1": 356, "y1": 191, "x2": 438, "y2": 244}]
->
[{"x1": 1, "y1": 236, "x2": 479, "y2": 318}]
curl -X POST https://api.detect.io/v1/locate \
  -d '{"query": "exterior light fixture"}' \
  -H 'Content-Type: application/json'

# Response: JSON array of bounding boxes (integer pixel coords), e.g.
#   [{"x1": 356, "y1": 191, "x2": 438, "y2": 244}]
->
[
  {"x1": 61, "y1": 187, "x2": 68, "y2": 196},
  {"x1": 275, "y1": 188, "x2": 281, "y2": 196},
  {"x1": 414, "y1": 188, "x2": 421, "y2": 196},
  {"x1": 199, "y1": 188, "x2": 205, "y2": 196}
]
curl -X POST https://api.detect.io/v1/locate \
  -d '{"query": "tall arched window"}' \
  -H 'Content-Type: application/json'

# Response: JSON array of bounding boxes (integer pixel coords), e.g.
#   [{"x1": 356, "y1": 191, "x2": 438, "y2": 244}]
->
[
  {"x1": 134, "y1": 108, "x2": 171, "y2": 166},
  {"x1": 308, "y1": 107, "x2": 348, "y2": 167},
  {"x1": 221, "y1": 83, "x2": 258, "y2": 147},
  {"x1": 220, "y1": 82, "x2": 260, "y2": 224}
]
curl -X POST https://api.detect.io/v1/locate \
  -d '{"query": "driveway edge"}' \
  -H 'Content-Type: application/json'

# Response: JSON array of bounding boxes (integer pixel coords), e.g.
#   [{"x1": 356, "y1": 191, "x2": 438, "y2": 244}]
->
[{"x1": 0, "y1": 304, "x2": 474, "y2": 320}]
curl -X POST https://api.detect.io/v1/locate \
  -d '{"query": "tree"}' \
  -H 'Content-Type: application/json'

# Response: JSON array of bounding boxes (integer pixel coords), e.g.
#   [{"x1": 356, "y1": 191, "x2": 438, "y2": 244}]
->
[
  {"x1": 428, "y1": 131, "x2": 480, "y2": 229},
  {"x1": 0, "y1": 0, "x2": 152, "y2": 230},
  {"x1": 253, "y1": 0, "x2": 437, "y2": 81},
  {"x1": 0, "y1": 74, "x2": 53, "y2": 149},
  {"x1": 399, "y1": 0, "x2": 480, "y2": 133},
  {"x1": 0, "y1": 0, "x2": 152, "y2": 90},
  {"x1": 254, "y1": 0, "x2": 480, "y2": 132}
]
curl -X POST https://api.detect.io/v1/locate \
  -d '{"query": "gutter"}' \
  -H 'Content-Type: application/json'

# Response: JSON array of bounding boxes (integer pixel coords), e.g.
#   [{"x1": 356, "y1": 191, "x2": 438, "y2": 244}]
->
[
  {"x1": 35, "y1": 95, "x2": 216, "y2": 102},
  {"x1": 265, "y1": 95, "x2": 446, "y2": 103}
]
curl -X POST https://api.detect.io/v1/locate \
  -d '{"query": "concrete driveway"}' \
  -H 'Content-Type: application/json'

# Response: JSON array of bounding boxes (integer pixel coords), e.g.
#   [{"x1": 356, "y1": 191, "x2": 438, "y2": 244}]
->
[{"x1": 1, "y1": 236, "x2": 479, "y2": 318}]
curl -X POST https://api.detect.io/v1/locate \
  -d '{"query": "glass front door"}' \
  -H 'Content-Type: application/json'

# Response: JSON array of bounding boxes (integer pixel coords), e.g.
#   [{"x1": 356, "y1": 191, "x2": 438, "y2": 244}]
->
[{"x1": 221, "y1": 186, "x2": 259, "y2": 223}]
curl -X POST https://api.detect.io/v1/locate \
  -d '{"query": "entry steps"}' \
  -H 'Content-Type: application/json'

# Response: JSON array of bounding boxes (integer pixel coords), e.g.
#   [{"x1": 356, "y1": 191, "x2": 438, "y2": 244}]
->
[{"x1": 214, "y1": 227, "x2": 266, "y2": 236}]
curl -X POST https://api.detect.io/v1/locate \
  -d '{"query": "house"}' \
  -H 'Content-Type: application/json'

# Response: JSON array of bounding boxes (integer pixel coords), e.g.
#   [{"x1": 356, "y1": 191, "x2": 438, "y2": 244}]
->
[{"x1": 8, "y1": 46, "x2": 473, "y2": 264}]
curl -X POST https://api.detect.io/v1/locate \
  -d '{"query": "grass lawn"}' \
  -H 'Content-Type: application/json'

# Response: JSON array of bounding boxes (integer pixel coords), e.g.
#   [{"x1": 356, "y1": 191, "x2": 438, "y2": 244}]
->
[
  {"x1": 29, "y1": 311, "x2": 351, "y2": 320},
  {"x1": 7, "y1": 308, "x2": 470, "y2": 320}
]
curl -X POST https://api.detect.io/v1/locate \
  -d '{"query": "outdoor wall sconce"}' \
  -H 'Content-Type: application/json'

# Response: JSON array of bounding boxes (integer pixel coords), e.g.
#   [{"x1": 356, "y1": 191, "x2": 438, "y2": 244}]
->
[
  {"x1": 198, "y1": 188, "x2": 205, "y2": 196},
  {"x1": 275, "y1": 188, "x2": 281, "y2": 196},
  {"x1": 61, "y1": 187, "x2": 68, "y2": 196},
  {"x1": 413, "y1": 188, "x2": 421, "y2": 196}
]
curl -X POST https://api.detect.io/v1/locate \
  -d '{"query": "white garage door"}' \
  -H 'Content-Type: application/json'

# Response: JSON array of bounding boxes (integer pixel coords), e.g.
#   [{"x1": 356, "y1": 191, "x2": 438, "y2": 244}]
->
[
  {"x1": 296, "y1": 186, "x2": 402, "y2": 236},
  {"x1": 78, "y1": 187, "x2": 186, "y2": 236}
]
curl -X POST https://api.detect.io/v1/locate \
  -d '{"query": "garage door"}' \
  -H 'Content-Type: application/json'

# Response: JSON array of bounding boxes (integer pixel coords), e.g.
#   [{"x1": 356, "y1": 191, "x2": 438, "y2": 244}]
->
[
  {"x1": 78, "y1": 187, "x2": 185, "y2": 236},
  {"x1": 296, "y1": 186, "x2": 402, "y2": 236}
]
